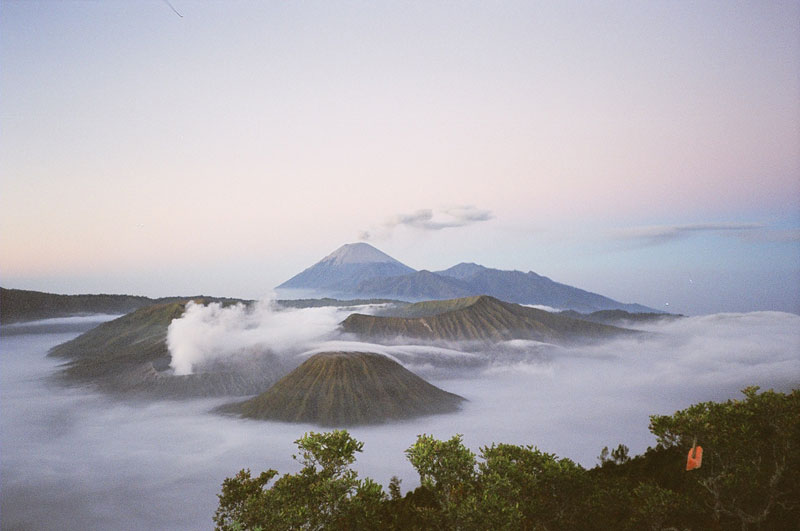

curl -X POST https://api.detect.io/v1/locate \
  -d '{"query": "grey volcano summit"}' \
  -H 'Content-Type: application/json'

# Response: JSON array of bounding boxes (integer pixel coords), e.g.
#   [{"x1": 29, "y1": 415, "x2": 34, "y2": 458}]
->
[
  {"x1": 276, "y1": 243, "x2": 654, "y2": 313},
  {"x1": 277, "y1": 242, "x2": 415, "y2": 293}
]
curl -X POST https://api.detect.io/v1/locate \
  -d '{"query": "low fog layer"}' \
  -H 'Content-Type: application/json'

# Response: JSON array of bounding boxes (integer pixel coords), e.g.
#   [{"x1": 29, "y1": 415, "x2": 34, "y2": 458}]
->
[
  {"x1": 1, "y1": 314, "x2": 124, "y2": 337},
  {"x1": 2, "y1": 310, "x2": 798, "y2": 530}
]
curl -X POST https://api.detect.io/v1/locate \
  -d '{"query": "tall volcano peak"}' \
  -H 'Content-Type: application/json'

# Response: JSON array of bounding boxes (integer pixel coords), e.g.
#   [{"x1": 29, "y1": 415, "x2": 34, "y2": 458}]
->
[
  {"x1": 276, "y1": 243, "x2": 415, "y2": 295},
  {"x1": 320, "y1": 242, "x2": 405, "y2": 266}
]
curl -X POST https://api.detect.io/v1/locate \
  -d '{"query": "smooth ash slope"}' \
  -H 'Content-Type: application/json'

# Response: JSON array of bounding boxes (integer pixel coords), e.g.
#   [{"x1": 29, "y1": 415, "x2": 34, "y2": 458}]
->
[{"x1": 277, "y1": 243, "x2": 415, "y2": 292}]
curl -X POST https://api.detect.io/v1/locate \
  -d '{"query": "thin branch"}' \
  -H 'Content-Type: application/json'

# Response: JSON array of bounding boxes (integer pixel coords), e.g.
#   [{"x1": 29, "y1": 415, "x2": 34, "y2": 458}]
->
[{"x1": 162, "y1": 0, "x2": 183, "y2": 18}]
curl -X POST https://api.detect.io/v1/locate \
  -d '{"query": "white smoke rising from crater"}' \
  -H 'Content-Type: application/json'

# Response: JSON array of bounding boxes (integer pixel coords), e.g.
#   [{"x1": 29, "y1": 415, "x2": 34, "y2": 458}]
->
[{"x1": 166, "y1": 299, "x2": 363, "y2": 375}]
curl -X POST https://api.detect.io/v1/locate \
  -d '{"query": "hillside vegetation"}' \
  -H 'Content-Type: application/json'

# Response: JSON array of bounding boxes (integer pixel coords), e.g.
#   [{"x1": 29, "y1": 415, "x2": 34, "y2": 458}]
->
[{"x1": 215, "y1": 387, "x2": 800, "y2": 531}]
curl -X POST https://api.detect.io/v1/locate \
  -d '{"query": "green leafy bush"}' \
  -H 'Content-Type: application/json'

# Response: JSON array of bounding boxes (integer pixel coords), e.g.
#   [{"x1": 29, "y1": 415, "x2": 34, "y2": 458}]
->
[{"x1": 215, "y1": 387, "x2": 799, "y2": 530}]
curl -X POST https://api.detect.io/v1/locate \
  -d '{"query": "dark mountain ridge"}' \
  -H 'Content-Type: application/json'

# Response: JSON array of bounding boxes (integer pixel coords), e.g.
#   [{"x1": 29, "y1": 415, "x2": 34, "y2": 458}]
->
[{"x1": 0, "y1": 287, "x2": 243, "y2": 324}]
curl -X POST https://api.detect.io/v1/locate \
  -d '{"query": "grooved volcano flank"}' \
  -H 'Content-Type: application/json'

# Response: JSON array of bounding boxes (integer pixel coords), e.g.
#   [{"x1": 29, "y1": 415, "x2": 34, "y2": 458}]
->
[
  {"x1": 48, "y1": 301, "x2": 287, "y2": 397},
  {"x1": 341, "y1": 295, "x2": 638, "y2": 344},
  {"x1": 234, "y1": 352, "x2": 464, "y2": 425},
  {"x1": 356, "y1": 269, "x2": 475, "y2": 299}
]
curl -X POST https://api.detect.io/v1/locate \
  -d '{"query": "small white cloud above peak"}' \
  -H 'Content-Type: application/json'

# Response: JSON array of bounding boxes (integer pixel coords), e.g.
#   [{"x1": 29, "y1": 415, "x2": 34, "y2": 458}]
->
[
  {"x1": 321, "y1": 242, "x2": 402, "y2": 265},
  {"x1": 360, "y1": 205, "x2": 494, "y2": 241}
]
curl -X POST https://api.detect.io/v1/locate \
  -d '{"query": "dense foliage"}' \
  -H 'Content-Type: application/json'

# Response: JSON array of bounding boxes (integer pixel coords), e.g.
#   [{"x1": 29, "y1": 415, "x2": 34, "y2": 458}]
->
[{"x1": 215, "y1": 387, "x2": 798, "y2": 530}]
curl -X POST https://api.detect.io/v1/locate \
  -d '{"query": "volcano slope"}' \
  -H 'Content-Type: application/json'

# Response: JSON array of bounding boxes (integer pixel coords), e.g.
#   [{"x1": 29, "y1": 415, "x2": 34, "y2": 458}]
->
[
  {"x1": 48, "y1": 300, "x2": 290, "y2": 398},
  {"x1": 341, "y1": 295, "x2": 640, "y2": 345},
  {"x1": 230, "y1": 352, "x2": 465, "y2": 426}
]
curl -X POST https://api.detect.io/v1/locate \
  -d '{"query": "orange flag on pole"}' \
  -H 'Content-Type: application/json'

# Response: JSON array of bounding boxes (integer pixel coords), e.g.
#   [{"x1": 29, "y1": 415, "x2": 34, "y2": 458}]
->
[{"x1": 686, "y1": 445, "x2": 703, "y2": 471}]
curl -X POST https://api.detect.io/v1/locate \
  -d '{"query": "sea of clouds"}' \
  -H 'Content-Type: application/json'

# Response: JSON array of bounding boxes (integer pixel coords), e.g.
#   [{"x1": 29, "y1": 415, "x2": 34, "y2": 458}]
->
[{"x1": 2, "y1": 307, "x2": 798, "y2": 530}]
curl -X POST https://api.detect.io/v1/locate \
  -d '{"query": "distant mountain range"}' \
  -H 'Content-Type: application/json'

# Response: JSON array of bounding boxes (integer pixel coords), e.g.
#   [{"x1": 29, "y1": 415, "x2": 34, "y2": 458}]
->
[
  {"x1": 276, "y1": 243, "x2": 655, "y2": 313},
  {"x1": 0, "y1": 286, "x2": 397, "y2": 325},
  {"x1": 0, "y1": 287, "x2": 243, "y2": 324},
  {"x1": 1, "y1": 287, "x2": 156, "y2": 324}
]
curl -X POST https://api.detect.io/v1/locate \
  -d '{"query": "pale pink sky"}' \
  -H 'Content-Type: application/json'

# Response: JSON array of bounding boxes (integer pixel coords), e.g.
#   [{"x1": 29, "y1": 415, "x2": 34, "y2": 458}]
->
[{"x1": 1, "y1": 1, "x2": 798, "y2": 314}]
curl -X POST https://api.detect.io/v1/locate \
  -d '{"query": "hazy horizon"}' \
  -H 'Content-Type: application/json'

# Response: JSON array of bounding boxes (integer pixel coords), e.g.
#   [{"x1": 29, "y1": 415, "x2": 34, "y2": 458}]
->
[
  {"x1": 2, "y1": 237, "x2": 799, "y2": 316},
  {"x1": 1, "y1": 1, "x2": 798, "y2": 316}
]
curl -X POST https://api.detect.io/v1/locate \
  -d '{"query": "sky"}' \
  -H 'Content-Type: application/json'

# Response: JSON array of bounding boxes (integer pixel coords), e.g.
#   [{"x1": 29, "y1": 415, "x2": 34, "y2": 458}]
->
[{"x1": 1, "y1": 0, "x2": 799, "y2": 315}]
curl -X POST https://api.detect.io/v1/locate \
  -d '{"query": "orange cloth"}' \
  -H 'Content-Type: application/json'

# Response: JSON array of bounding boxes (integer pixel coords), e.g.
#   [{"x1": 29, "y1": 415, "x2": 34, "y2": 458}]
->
[{"x1": 686, "y1": 445, "x2": 703, "y2": 470}]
